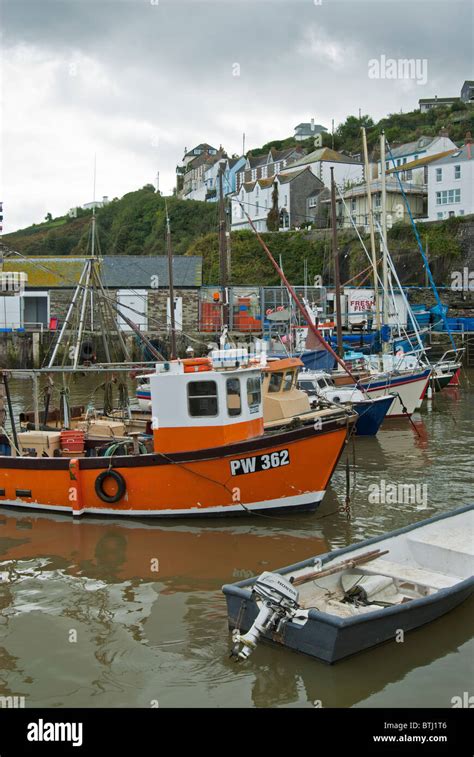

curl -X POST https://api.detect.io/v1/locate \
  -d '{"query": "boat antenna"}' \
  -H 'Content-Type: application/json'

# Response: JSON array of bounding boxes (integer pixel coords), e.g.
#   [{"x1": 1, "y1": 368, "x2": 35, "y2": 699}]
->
[
  {"x1": 165, "y1": 199, "x2": 177, "y2": 359},
  {"x1": 330, "y1": 167, "x2": 344, "y2": 358}
]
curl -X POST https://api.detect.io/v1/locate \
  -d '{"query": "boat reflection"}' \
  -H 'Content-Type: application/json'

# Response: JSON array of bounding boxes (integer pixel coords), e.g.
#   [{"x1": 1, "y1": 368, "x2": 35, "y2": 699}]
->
[{"x1": 0, "y1": 509, "x2": 328, "y2": 591}]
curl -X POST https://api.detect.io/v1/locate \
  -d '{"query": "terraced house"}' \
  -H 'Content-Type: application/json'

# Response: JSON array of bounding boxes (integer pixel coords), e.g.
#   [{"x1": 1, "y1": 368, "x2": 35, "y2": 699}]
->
[{"x1": 231, "y1": 166, "x2": 324, "y2": 232}]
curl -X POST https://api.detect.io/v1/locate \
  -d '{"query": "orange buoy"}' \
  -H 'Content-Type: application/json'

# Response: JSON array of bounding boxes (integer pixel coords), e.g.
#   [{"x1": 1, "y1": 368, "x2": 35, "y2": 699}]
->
[{"x1": 182, "y1": 357, "x2": 212, "y2": 373}]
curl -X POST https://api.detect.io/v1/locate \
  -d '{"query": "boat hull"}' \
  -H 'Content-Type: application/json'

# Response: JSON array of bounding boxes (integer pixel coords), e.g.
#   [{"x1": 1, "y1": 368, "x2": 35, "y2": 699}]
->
[
  {"x1": 353, "y1": 395, "x2": 395, "y2": 436},
  {"x1": 0, "y1": 417, "x2": 352, "y2": 518},
  {"x1": 361, "y1": 369, "x2": 431, "y2": 416},
  {"x1": 223, "y1": 505, "x2": 474, "y2": 663}
]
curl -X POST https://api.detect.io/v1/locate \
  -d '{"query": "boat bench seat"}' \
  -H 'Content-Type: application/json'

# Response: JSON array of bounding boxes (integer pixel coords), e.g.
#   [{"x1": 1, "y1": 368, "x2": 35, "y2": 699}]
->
[{"x1": 362, "y1": 558, "x2": 456, "y2": 590}]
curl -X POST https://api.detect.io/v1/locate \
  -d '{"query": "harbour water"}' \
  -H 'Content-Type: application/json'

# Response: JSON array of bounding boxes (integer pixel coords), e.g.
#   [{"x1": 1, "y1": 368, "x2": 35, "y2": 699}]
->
[{"x1": 0, "y1": 373, "x2": 472, "y2": 708}]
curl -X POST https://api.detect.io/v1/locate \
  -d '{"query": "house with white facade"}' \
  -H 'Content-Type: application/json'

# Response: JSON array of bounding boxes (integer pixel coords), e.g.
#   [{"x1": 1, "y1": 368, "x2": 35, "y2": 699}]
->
[
  {"x1": 231, "y1": 166, "x2": 324, "y2": 232},
  {"x1": 203, "y1": 156, "x2": 246, "y2": 201},
  {"x1": 425, "y1": 141, "x2": 474, "y2": 222},
  {"x1": 386, "y1": 148, "x2": 458, "y2": 187},
  {"x1": 294, "y1": 119, "x2": 328, "y2": 141},
  {"x1": 176, "y1": 144, "x2": 225, "y2": 199},
  {"x1": 379, "y1": 133, "x2": 457, "y2": 176},
  {"x1": 282, "y1": 147, "x2": 364, "y2": 188},
  {"x1": 236, "y1": 147, "x2": 305, "y2": 192}
]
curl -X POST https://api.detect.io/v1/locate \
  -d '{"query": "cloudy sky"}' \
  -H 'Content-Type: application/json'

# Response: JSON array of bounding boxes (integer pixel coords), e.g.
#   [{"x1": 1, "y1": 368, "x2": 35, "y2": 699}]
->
[{"x1": 1, "y1": 0, "x2": 472, "y2": 232}]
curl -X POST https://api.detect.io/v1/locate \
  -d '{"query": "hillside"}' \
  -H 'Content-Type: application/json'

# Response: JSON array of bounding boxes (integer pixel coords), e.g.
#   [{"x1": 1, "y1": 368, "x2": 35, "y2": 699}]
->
[
  {"x1": 247, "y1": 103, "x2": 473, "y2": 158},
  {"x1": 3, "y1": 185, "x2": 220, "y2": 258}
]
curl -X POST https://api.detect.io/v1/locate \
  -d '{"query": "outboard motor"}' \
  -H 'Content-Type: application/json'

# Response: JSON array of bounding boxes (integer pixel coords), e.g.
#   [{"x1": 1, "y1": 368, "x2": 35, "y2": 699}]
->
[{"x1": 230, "y1": 572, "x2": 300, "y2": 661}]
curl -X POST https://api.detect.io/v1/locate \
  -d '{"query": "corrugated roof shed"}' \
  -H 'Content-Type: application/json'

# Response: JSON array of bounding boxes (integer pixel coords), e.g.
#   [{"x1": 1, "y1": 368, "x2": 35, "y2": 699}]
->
[{"x1": 3, "y1": 255, "x2": 203, "y2": 289}]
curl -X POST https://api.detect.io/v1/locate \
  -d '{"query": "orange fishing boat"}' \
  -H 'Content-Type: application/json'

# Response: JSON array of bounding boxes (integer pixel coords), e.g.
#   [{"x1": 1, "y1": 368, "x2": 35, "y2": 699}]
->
[{"x1": 0, "y1": 353, "x2": 356, "y2": 518}]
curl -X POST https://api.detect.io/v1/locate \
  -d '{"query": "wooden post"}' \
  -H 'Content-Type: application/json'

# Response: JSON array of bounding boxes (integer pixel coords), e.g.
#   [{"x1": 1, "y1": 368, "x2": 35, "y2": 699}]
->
[{"x1": 330, "y1": 167, "x2": 344, "y2": 358}]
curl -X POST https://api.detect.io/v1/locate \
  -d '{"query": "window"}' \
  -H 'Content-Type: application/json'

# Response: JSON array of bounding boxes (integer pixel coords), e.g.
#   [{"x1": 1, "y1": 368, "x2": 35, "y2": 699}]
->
[
  {"x1": 283, "y1": 371, "x2": 294, "y2": 392},
  {"x1": 436, "y1": 189, "x2": 461, "y2": 205},
  {"x1": 308, "y1": 196, "x2": 317, "y2": 208},
  {"x1": 436, "y1": 168, "x2": 443, "y2": 182},
  {"x1": 454, "y1": 165, "x2": 461, "y2": 179},
  {"x1": 247, "y1": 377, "x2": 261, "y2": 411},
  {"x1": 284, "y1": 195, "x2": 288, "y2": 207},
  {"x1": 317, "y1": 378, "x2": 328, "y2": 389},
  {"x1": 226, "y1": 378, "x2": 241, "y2": 417},
  {"x1": 448, "y1": 211, "x2": 455, "y2": 217},
  {"x1": 187, "y1": 381, "x2": 218, "y2": 417},
  {"x1": 460, "y1": 209, "x2": 465, "y2": 215},
  {"x1": 256, "y1": 184, "x2": 259, "y2": 197},
  {"x1": 268, "y1": 372, "x2": 283, "y2": 393},
  {"x1": 299, "y1": 380, "x2": 316, "y2": 392},
  {"x1": 437, "y1": 212, "x2": 443, "y2": 220},
  {"x1": 374, "y1": 193, "x2": 381, "y2": 208},
  {"x1": 385, "y1": 161, "x2": 389, "y2": 171},
  {"x1": 414, "y1": 155, "x2": 418, "y2": 161},
  {"x1": 256, "y1": 201, "x2": 259, "y2": 214},
  {"x1": 351, "y1": 198, "x2": 356, "y2": 211},
  {"x1": 405, "y1": 169, "x2": 413, "y2": 180}
]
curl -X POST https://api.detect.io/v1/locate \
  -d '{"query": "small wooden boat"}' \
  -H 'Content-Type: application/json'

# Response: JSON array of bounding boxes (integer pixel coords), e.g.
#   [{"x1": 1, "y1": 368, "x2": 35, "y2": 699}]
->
[{"x1": 223, "y1": 505, "x2": 474, "y2": 663}]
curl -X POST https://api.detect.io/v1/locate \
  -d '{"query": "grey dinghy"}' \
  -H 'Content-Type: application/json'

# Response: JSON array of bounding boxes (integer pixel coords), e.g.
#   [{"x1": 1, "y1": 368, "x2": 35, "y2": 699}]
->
[{"x1": 222, "y1": 505, "x2": 474, "y2": 663}]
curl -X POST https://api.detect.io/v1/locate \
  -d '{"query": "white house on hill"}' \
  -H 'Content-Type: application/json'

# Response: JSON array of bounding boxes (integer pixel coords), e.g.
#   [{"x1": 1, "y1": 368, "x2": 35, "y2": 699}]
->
[{"x1": 425, "y1": 141, "x2": 474, "y2": 222}]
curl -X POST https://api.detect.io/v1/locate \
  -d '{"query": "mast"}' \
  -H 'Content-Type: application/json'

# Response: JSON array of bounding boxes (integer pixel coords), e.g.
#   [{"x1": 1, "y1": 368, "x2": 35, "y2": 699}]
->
[
  {"x1": 218, "y1": 162, "x2": 229, "y2": 328},
  {"x1": 165, "y1": 200, "x2": 177, "y2": 360},
  {"x1": 361, "y1": 127, "x2": 381, "y2": 337},
  {"x1": 380, "y1": 131, "x2": 389, "y2": 353},
  {"x1": 240, "y1": 206, "x2": 361, "y2": 384},
  {"x1": 330, "y1": 167, "x2": 344, "y2": 358}
]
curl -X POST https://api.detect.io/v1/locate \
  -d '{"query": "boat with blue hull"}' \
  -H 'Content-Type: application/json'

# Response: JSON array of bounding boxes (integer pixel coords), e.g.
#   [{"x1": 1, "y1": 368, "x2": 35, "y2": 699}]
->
[
  {"x1": 223, "y1": 505, "x2": 474, "y2": 664},
  {"x1": 297, "y1": 373, "x2": 395, "y2": 436},
  {"x1": 351, "y1": 395, "x2": 395, "y2": 435}
]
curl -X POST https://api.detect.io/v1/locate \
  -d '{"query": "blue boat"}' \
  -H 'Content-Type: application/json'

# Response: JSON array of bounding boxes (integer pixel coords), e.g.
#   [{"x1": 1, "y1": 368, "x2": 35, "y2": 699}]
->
[
  {"x1": 297, "y1": 375, "x2": 395, "y2": 436},
  {"x1": 352, "y1": 394, "x2": 395, "y2": 436}
]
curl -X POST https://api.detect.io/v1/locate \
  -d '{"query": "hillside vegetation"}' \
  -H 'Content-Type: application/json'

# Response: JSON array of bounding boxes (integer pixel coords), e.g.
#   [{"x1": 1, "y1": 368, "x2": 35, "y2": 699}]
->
[{"x1": 3, "y1": 105, "x2": 473, "y2": 287}]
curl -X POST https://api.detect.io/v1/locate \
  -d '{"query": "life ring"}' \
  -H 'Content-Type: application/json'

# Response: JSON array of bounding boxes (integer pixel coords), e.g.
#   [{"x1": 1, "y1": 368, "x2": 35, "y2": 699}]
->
[
  {"x1": 182, "y1": 357, "x2": 212, "y2": 373},
  {"x1": 95, "y1": 470, "x2": 126, "y2": 504}
]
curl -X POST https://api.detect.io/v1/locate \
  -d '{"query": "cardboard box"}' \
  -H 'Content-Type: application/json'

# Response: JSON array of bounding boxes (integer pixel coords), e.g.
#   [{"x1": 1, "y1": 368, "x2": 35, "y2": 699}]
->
[
  {"x1": 18, "y1": 431, "x2": 61, "y2": 457},
  {"x1": 77, "y1": 419, "x2": 126, "y2": 438}
]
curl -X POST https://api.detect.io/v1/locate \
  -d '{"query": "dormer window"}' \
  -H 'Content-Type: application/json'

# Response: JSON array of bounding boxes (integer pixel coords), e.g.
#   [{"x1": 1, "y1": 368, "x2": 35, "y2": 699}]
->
[{"x1": 187, "y1": 381, "x2": 218, "y2": 417}]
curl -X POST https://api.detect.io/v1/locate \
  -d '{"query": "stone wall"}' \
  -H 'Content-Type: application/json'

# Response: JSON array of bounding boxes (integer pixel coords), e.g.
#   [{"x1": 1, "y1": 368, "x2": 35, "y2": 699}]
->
[{"x1": 147, "y1": 288, "x2": 200, "y2": 333}]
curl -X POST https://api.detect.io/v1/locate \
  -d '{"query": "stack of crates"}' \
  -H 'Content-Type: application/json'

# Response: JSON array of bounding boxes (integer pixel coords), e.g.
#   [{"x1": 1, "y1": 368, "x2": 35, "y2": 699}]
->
[
  {"x1": 200, "y1": 301, "x2": 221, "y2": 332},
  {"x1": 60, "y1": 430, "x2": 85, "y2": 457}
]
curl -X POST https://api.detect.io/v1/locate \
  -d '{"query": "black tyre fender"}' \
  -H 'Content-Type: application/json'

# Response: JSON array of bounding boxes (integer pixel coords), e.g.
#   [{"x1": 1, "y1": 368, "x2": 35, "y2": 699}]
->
[{"x1": 95, "y1": 470, "x2": 126, "y2": 504}]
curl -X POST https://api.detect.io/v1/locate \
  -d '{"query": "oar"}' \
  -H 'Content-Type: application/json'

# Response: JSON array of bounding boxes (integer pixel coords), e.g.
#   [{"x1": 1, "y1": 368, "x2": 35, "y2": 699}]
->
[{"x1": 290, "y1": 548, "x2": 389, "y2": 586}]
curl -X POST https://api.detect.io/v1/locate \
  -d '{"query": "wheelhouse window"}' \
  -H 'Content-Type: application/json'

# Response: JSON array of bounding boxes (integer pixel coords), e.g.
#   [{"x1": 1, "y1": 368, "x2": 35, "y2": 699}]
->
[
  {"x1": 299, "y1": 380, "x2": 316, "y2": 392},
  {"x1": 187, "y1": 381, "x2": 218, "y2": 417},
  {"x1": 282, "y1": 370, "x2": 294, "y2": 391},
  {"x1": 268, "y1": 372, "x2": 283, "y2": 393},
  {"x1": 226, "y1": 378, "x2": 241, "y2": 417},
  {"x1": 247, "y1": 377, "x2": 261, "y2": 411}
]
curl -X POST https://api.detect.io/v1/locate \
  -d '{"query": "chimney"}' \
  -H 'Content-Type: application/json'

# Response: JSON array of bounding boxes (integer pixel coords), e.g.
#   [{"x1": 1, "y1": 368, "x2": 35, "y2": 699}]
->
[
  {"x1": 311, "y1": 118, "x2": 315, "y2": 132},
  {"x1": 466, "y1": 132, "x2": 472, "y2": 159}
]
